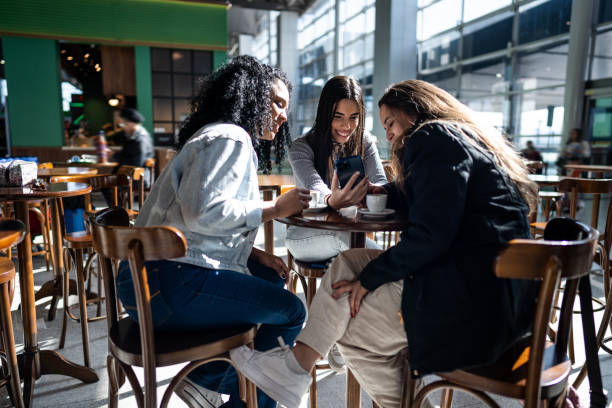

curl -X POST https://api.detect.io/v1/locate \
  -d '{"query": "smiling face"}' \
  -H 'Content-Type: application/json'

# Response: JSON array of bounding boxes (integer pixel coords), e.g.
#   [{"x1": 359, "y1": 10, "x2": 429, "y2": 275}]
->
[
  {"x1": 260, "y1": 78, "x2": 290, "y2": 141},
  {"x1": 379, "y1": 104, "x2": 417, "y2": 145},
  {"x1": 330, "y1": 98, "x2": 360, "y2": 144}
]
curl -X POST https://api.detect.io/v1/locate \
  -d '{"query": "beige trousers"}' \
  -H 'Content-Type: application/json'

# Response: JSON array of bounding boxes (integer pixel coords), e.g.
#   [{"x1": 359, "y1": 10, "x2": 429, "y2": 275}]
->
[{"x1": 295, "y1": 248, "x2": 409, "y2": 408}]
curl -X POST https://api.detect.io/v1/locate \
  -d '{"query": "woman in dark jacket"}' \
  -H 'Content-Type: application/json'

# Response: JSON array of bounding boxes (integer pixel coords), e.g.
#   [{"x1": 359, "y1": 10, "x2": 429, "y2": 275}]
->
[{"x1": 230, "y1": 80, "x2": 539, "y2": 408}]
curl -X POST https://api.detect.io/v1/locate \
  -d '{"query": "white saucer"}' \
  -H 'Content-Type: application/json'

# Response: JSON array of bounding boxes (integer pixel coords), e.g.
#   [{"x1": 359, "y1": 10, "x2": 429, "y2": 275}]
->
[
  {"x1": 358, "y1": 208, "x2": 395, "y2": 219},
  {"x1": 303, "y1": 204, "x2": 328, "y2": 213}
]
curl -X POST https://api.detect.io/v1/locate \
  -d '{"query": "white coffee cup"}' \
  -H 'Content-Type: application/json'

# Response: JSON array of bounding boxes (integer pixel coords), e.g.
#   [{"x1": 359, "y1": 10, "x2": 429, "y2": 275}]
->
[
  {"x1": 310, "y1": 190, "x2": 321, "y2": 206},
  {"x1": 366, "y1": 194, "x2": 387, "y2": 213}
]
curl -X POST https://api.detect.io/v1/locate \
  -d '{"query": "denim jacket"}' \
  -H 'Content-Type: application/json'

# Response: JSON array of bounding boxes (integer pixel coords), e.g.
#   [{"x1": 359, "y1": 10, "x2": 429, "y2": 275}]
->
[{"x1": 135, "y1": 123, "x2": 262, "y2": 274}]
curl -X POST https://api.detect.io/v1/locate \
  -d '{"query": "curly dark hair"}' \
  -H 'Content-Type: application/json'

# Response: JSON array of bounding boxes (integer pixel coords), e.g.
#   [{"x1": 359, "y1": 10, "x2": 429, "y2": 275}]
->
[{"x1": 176, "y1": 55, "x2": 292, "y2": 169}]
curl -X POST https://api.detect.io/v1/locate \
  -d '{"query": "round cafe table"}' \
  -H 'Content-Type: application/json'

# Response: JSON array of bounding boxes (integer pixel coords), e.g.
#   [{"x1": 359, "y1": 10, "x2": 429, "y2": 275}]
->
[
  {"x1": 37, "y1": 167, "x2": 97, "y2": 178},
  {"x1": 0, "y1": 182, "x2": 97, "y2": 407},
  {"x1": 277, "y1": 208, "x2": 409, "y2": 408},
  {"x1": 528, "y1": 174, "x2": 563, "y2": 187},
  {"x1": 53, "y1": 161, "x2": 118, "y2": 175},
  {"x1": 564, "y1": 164, "x2": 612, "y2": 178}
]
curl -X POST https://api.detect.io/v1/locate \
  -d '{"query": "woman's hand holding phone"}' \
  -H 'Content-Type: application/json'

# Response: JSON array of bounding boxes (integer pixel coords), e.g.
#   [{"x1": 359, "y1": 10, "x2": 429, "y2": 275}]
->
[{"x1": 328, "y1": 170, "x2": 369, "y2": 210}]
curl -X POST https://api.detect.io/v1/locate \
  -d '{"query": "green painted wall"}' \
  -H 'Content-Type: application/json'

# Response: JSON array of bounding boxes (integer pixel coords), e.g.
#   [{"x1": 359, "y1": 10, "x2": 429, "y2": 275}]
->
[
  {"x1": 135, "y1": 46, "x2": 154, "y2": 136},
  {"x1": 0, "y1": 0, "x2": 227, "y2": 50},
  {"x1": 213, "y1": 51, "x2": 227, "y2": 70},
  {"x1": 82, "y1": 75, "x2": 113, "y2": 135},
  {"x1": 3, "y1": 37, "x2": 64, "y2": 147}
]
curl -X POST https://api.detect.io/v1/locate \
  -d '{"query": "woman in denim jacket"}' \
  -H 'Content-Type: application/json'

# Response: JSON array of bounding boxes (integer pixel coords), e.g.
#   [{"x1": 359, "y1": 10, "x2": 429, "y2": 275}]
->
[
  {"x1": 116, "y1": 56, "x2": 310, "y2": 408},
  {"x1": 230, "y1": 80, "x2": 539, "y2": 408}
]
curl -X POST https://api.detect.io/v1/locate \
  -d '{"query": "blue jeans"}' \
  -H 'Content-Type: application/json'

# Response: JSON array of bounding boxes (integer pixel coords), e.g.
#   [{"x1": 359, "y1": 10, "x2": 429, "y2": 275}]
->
[{"x1": 117, "y1": 258, "x2": 306, "y2": 408}]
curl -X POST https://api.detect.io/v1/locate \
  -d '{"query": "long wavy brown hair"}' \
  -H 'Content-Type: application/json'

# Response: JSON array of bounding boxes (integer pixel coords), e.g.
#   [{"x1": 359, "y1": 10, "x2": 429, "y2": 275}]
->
[
  {"x1": 378, "y1": 80, "x2": 537, "y2": 214},
  {"x1": 305, "y1": 76, "x2": 365, "y2": 185}
]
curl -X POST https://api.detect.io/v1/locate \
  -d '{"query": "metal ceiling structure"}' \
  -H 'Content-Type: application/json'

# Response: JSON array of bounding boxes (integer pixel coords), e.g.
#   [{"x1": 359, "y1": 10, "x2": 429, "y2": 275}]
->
[{"x1": 184, "y1": 0, "x2": 317, "y2": 13}]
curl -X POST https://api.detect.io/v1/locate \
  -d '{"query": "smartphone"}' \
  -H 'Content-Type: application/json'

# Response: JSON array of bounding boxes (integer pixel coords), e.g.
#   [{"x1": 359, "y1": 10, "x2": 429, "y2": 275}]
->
[{"x1": 334, "y1": 155, "x2": 365, "y2": 188}]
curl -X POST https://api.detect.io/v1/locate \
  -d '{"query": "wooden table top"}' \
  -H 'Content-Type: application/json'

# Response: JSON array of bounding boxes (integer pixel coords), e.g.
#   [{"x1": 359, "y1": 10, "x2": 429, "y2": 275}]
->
[
  {"x1": 0, "y1": 182, "x2": 91, "y2": 201},
  {"x1": 53, "y1": 161, "x2": 118, "y2": 168},
  {"x1": 37, "y1": 167, "x2": 98, "y2": 177},
  {"x1": 277, "y1": 208, "x2": 409, "y2": 233},
  {"x1": 528, "y1": 174, "x2": 563, "y2": 186},
  {"x1": 258, "y1": 174, "x2": 295, "y2": 190},
  {"x1": 564, "y1": 164, "x2": 612, "y2": 173}
]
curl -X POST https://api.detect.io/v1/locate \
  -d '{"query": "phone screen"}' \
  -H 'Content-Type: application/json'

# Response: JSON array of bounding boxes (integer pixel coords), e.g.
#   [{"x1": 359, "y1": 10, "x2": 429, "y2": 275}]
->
[{"x1": 334, "y1": 155, "x2": 365, "y2": 188}]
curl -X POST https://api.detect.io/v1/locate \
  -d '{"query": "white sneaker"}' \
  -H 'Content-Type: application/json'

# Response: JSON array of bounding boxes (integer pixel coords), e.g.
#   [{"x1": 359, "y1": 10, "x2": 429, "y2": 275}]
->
[
  {"x1": 326, "y1": 344, "x2": 346, "y2": 373},
  {"x1": 230, "y1": 337, "x2": 312, "y2": 408},
  {"x1": 175, "y1": 376, "x2": 223, "y2": 408}
]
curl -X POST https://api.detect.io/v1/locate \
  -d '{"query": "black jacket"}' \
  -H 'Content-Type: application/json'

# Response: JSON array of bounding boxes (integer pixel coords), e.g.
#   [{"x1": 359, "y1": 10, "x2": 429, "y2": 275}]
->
[{"x1": 360, "y1": 123, "x2": 536, "y2": 376}]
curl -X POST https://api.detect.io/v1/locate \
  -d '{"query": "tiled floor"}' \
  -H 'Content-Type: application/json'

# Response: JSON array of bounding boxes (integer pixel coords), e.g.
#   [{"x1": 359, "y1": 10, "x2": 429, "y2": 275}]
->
[{"x1": 1, "y1": 193, "x2": 611, "y2": 407}]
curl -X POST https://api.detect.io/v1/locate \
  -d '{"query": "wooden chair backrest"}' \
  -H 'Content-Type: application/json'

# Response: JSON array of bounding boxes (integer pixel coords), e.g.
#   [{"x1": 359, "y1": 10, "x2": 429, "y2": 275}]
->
[
  {"x1": 494, "y1": 217, "x2": 597, "y2": 407},
  {"x1": 90, "y1": 206, "x2": 187, "y2": 398},
  {"x1": 89, "y1": 174, "x2": 131, "y2": 208},
  {"x1": 156, "y1": 148, "x2": 176, "y2": 176},
  {"x1": 557, "y1": 178, "x2": 612, "y2": 227},
  {"x1": 116, "y1": 166, "x2": 146, "y2": 209},
  {"x1": 144, "y1": 158, "x2": 156, "y2": 187}
]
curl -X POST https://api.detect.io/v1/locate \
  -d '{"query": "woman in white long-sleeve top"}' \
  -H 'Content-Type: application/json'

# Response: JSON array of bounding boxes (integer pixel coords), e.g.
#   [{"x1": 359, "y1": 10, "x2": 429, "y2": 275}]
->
[{"x1": 286, "y1": 76, "x2": 388, "y2": 262}]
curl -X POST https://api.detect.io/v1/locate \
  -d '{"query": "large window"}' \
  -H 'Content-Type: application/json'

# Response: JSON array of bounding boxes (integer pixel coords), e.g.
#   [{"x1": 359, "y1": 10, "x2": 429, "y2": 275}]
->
[
  {"x1": 590, "y1": 29, "x2": 612, "y2": 81},
  {"x1": 416, "y1": 0, "x2": 577, "y2": 170},
  {"x1": 295, "y1": 0, "x2": 375, "y2": 136},
  {"x1": 150, "y1": 48, "x2": 213, "y2": 146}
]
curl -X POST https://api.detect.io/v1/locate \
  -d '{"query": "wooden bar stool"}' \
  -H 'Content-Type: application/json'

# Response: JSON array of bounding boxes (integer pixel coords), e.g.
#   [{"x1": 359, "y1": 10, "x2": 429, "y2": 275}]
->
[
  {"x1": 288, "y1": 254, "x2": 333, "y2": 408},
  {"x1": 50, "y1": 174, "x2": 132, "y2": 367},
  {"x1": 0, "y1": 218, "x2": 26, "y2": 408}
]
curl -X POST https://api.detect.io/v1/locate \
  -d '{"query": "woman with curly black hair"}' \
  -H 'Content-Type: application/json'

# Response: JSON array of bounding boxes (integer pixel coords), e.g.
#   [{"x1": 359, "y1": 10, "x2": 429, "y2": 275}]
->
[{"x1": 117, "y1": 55, "x2": 310, "y2": 408}]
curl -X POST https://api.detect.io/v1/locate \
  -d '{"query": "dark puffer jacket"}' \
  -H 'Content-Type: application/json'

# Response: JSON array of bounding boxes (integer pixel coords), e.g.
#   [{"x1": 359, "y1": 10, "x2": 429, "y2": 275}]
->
[{"x1": 360, "y1": 122, "x2": 537, "y2": 377}]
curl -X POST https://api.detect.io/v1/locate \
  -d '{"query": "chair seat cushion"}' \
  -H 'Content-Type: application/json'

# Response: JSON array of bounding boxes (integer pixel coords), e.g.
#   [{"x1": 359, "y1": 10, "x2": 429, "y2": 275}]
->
[
  {"x1": 125, "y1": 209, "x2": 139, "y2": 220},
  {"x1": 439, "y1": 336, "x2": 570, "y2": 400},
  {"x1": 294, "y1": 258, "x2": 332, "y2": 278},
  {"x1": 63, "y1": 230, "x2": 92, "y2": 249},
  {"x1": 530, "y1": 222, "x2": 547, "y2": 232},
  {"x1": 109, "y1": 318, "x2": 256, "y2": 367}
]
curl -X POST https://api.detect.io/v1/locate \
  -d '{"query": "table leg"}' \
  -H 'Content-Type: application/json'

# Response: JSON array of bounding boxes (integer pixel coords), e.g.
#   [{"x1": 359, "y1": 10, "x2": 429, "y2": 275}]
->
[
  {"x1": 14, "y1": 202, "x2": 38, "y2": 407},
  {"x1": 263, "y1": 190, "x2": 274, "y2": 254},
  {"x1": 345, "y1": 231, "x2": 367, "y2": 407},
  {"x1": 346, "y1": 370, "x2": 362, "y2": 408},
  {"x1": 13, "y1": 201, "x2": 98, "y2": 407}
]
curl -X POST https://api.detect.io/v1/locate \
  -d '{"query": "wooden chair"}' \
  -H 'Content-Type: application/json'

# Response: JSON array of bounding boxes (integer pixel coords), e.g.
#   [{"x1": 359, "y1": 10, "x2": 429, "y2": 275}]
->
[
  {"x1": 90, "y1": 207, "x2": 258, "y2": 407},
  {"x1": 402, "y1": 218, "x2": 606, "y2": 408},
  {"x1": 50, "y1": 174, "x2": 132, "y2": 367},
  {"x1": 116, "y1": 165, "x2": 146, "y2": 219},
  {"x1": 0, "y1": 201, "x2": 53, "y2": 272},
  {"x1": 0, "y1": 218, "x2": 26, "y2": 408},
  {"x1": 143, "y1": 157, "x2": 156, "y2": 193}
]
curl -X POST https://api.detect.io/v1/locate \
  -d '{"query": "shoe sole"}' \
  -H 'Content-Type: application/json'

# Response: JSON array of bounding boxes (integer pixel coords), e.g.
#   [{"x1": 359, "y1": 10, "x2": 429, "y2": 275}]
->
[
  {"x1": 231, "y1": 347, "x2": 305, "y2": 408},
  {"x1": 175, "y1": 380, "x2": 219, "y2": 408}
]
